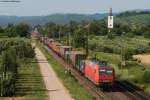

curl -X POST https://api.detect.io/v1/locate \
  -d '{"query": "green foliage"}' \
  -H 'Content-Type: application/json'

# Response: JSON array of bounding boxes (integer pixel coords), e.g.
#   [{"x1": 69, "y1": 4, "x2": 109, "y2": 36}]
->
[
  {"x1": 0, "y1": 48, "x2": 18, "y2": 96},
  {"x1": 148, "y1": 42, "x2": 150, "y2": 46},
  {"x1": 125, "y1": 32, "x2": 135, "y2": 38},
  {"x1": 14, "y1": 58, "x2": 48, "y2": 100},
  {"x1": 89, "y1": 36, "x2": 150, "y2": 55},
  {"x1": 143, "y1": 70, "x2": 150, "y2": 83},
  {"x1": 89, "y1": 20, "x2": 107, "y2": 36},
  {"x1": 15, "y1": 42, "x2": 35, "y2": 58},
  {"x1": 107, "y1": 32, "x2": 115, "y2": 39},
  {"x1": 0, "y1": 38, "x2": 35, "y2": 97},
  {"x1": 117, "y1": 11, "x2": 150, "y2": 17},
  {"x1": 115, "y1": 14, "x2": 150, "y2": 27},
  {"x1": 0, "y1": 38, "x2": 35, "y2": 58},
  {"x1": 143, "y1": 31, "x2": 150, "y2": 38},
  {"x1": 122, "y1": 49, "x2": 134, "y2": 60},
  {"x1": 112, "y1": 24, "x2": 131, "y2": 36},
  {"x1": 14, "y1": 23, "x2": 30, "y2": 37},
  {"x1": 0, "y1": 23, "x2": 30, "y2": 37},
  {"x1": 73, "y1": 27, "x2": 87, "y2": 48}
]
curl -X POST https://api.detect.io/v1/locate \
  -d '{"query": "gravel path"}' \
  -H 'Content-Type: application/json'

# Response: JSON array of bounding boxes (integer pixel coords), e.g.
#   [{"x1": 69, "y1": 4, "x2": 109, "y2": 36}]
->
[{"x1": 35, "y1": 47, "x2": 73, "y2": 100}]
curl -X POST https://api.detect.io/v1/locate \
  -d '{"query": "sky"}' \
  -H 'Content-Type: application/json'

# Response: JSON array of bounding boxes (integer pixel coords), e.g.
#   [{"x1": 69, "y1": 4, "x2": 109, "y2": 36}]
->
[{"x1": 0, "y1": 0, "x2": 149, "y2": 16}]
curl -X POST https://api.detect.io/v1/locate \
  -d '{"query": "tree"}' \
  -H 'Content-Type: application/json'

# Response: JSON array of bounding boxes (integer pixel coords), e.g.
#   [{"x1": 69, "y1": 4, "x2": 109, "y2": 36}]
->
[
  {"x1": 88, "y1": 20, "x2": 107, "y2": 36},
  {"x1": 44, "y1": 22, "x2": 58, "y2": 38},
  {"x1": 0, "y1": 26, "x2": 4, "y2": 34},
  {"x1": 0, "y1": 48, "x2": 18, "y2": 96},
  {"x1": 15, "y1": 23, "x2": 30, "y2": 37},
  {"x1": 68, "y1": 21, "x2": 78, "y2": 34},
  {"x1": 143, "y1": 31, "x2": 150, "y2": 38},
  {"x1": 0, "y1": 38, "x2": 35, "y2": 96},
  {"x1": 5, "y1": 23, "x2": 30, "y2": 37},
  {"x1": 73, "y1": 27, "x2": 87, "y2": 48},
  {"x1": 113, "y1": 23, "x2": 131, "y2": 36},
  {"x1": 5, "y1": 24, "x2": 17, "y2": 37}
]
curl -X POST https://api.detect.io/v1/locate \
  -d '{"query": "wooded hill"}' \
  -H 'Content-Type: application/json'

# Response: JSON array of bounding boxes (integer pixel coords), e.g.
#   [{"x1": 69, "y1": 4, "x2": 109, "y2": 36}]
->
[{"x1": 0, "y1": 13, "x2": 107, "y2": 26}]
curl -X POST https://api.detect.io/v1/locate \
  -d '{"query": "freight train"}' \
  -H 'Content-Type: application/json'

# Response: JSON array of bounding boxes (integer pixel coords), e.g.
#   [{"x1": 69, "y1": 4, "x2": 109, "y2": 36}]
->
[{"x1": 39, "y1": 36, "x2": 115, "y2": 87}]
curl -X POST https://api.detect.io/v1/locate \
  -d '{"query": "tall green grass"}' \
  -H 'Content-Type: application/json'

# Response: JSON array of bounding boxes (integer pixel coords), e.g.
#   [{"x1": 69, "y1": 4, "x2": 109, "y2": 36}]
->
[{"x1": 14, "y1": 58, "x2": 48, "y2": 100}]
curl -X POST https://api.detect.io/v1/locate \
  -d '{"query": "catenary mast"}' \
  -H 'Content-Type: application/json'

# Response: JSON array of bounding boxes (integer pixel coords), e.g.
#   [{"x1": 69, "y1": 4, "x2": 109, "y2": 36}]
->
[{"x1": 108, "y1": 8, "x2": 114, "y2": 32}]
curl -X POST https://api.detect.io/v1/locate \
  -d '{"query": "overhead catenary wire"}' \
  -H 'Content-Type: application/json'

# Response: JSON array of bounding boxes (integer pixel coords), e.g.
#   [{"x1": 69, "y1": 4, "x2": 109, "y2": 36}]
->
[{"x1": 0, "y1": 0, "x2": 20, "y2": 2}]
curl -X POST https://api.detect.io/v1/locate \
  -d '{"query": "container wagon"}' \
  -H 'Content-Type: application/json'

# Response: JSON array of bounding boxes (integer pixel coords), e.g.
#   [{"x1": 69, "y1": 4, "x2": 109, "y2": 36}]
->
[
  {"x1": 69, "y1": 51, "x2": 86, "y2": 70},
  {"x1": 60, "y1": 46, "x2": 72, "y2": 57}
]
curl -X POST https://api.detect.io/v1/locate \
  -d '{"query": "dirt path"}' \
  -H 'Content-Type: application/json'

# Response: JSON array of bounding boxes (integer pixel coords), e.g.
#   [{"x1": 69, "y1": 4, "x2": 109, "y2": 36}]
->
[
  {"x1": 35, "y1": 47, "x2": 73, "y2": 100},
  {"x1": 133, "y1": 54, "x2": 150, "y2": 65}
]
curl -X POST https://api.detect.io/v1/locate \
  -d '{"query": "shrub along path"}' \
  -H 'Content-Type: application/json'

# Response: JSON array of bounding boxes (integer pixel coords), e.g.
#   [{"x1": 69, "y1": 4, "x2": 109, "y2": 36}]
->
[{"x1": 35, "y1": 47, "x2": 73, "y2": 100}]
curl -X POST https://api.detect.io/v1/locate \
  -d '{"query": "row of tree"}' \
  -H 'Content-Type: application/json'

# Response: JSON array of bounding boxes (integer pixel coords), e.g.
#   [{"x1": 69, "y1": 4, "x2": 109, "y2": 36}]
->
[
  {"x1": 0, "y1": 23, "x2": 30, "y2": 37},
  {"x1": 37, "y1": 18, "x2": 150, "y2": 48},
  {"x1": 0, "y1": 39, "x2": 35, "y2": 96},
  {"x1": 0, "y1": 16, "x2": 149, "y2": 40}
]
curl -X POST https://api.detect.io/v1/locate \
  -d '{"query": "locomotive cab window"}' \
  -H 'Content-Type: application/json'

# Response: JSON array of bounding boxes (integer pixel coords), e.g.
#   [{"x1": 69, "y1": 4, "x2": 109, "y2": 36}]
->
[{"x1": 99, "y1": 69, "x2": 113, "y2": 75}]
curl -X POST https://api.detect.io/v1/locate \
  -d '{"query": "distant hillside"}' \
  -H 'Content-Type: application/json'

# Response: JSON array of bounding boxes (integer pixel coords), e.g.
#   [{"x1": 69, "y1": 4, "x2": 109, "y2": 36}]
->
[
  {"x1": 0, "y1": 13, "x2": 107, "y2": 26},
  {"x1": 0, "y1": 10, "x2": 149, "y2": 26},
  {"x1": 115, "y1": 11, "x2": 150, "y2": 26}
]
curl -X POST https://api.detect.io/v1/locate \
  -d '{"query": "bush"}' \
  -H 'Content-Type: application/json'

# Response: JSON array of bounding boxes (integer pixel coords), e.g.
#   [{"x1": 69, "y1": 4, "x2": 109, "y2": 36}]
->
[
  {"x1": 107, "y1": 32, "x2": 115, "y2": 39},
  {"x1": 125, "y1": 32, "x2": 135, "y2": 38},
  {"x1": 0, "y1": 39, "x2": 35, "y2": 58},
  {"x1": 0, "y1": 48, "x2": 18, "y2": 96},
  {"x1": 148, "y1": 42, "x2": 150, "y2": 46},
  {"x1": 143, "y1": 70, "x2": 150, "y2": 83},
  {"x1": 143, "y1": 31, "x2": 150, "y2": 39},
  {"x1": 103, "y1": 46, "x2": 113, "y2": 53},
  {"x1": 122, "y1": 49, "x2": 134, "y2": 60},
  {"x1": 89, "y1": 42, "x2": 97, "y2": 50},
  {"x1": 135, "y1": 46, "x2": 150, "y2": 54},
  {"x1": 0, "y1": 38, "x2": 35, "y2": 96}
]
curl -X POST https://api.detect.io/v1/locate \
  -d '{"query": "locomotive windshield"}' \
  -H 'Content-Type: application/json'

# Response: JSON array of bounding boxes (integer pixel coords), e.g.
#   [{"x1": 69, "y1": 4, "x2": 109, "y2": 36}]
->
[{"x1": 99, "y1": 69, "x2": 113, "y2": 75}]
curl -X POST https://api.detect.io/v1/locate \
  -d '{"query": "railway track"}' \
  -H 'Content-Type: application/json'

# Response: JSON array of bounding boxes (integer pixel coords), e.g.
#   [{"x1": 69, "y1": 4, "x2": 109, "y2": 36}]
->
[
  {"x1": 40, "y1": 42, "x2": 150, "y2": 100},
  {"x1": 116, "y1": 81, "x2": 150, "y2": 100}
]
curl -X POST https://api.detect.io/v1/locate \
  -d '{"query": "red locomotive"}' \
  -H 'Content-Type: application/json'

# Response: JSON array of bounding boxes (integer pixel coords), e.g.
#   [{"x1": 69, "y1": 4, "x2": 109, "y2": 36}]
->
[
  {"x1": 39, "y1": 36, "x2": 115, "y2": 87},
  {"x1": 84, "y1": 60, "x2": 114, "y2": 86}
]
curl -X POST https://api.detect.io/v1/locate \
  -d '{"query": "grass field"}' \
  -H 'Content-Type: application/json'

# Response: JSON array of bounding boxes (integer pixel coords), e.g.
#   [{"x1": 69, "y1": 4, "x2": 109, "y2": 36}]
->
[
  {"x1": 0, "y1": 58, "x2": 48, "y2": 100},
  {"x1": 15, "y1": 58, "x2": 48, "y2": 100},
  {"x1": 37, "y1": 41, "x2": 93, "y2": 100}
]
